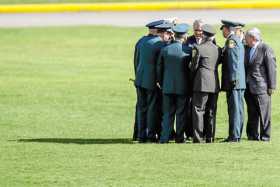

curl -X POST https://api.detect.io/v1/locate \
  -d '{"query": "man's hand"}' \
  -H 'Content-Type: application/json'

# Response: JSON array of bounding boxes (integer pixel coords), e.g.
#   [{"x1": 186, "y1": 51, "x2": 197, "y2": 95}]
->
[
  {"x1": 268, "y1": 89, "x2": 274, "y2": 96},
  {"x1": 230, "y1": 80, "x2": 238, "y2": 89},
  {"x1": 157, "y1": 82, "x2": 162, "y2": 89}
]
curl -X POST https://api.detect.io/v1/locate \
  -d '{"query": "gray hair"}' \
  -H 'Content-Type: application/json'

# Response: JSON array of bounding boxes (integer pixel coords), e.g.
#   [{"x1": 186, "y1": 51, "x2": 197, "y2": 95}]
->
[
  {"x1": 246, "y1": 27, "x2": 261, "y2": 41},
  {"x1": 193, "y1": 19, "x2": 203, "y2": 28}
]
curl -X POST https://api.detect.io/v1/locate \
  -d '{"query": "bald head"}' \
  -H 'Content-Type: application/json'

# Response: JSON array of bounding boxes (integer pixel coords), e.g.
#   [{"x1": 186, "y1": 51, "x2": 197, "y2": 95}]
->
[
  {"x1": 193, "y1": 19, "x2": 203, "y2": 28},
  {"x1": 193, "y1": 19, "x2": 203, "y2": 40}
]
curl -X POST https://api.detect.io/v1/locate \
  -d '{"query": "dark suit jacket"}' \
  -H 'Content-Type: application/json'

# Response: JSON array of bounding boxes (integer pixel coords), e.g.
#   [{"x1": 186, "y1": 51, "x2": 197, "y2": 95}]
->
[
  {"x1": 134, "y1": 35, "x2": 165, "y2": 90},
  {"x1": 191, "y1": 40, "x2": 220, "y2": 93},
  {"x1": 245, "y1": 42, "x2": 277, "y2": 95},
  {"x1": 157, "y1": 40, "x2": 192, "y2": 95}
]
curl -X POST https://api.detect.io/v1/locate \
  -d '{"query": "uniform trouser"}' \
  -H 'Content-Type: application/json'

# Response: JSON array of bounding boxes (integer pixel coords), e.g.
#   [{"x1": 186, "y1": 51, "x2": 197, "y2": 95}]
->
[
  {"x1": 160, "y1": 94, "x2": 187, "y2": 143},
  {"x1": 132, "y1": 103, "x2": 138, "y2": 141},
  {"x1": 185, "y1": 95, "x2": 193, "y2": 138},
  {"x1": 244, "y1": 89, "x2": 271, "y2": 141},
  {"x1": 155, "y1": 87, "x2": 163, "y2": 140},
  {"x1": 136, "y1": 87, "x2": 157, "y2": 141},
  {"x1": 192, "y1": 92, "x2": 218, "y2": 143},
  {"x1": 185, "y1": 73, "x2": 194, "y2": 139},
  {"x1": 226, "y1": 89, "x2": 245, "y2": 140},
  {"x1": 156, "y1": 88, "x2": 176, "y2": 140}
]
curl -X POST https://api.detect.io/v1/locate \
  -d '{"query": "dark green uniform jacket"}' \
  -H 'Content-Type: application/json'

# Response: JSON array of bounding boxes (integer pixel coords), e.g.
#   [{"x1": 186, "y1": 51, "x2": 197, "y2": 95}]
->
[
  {"x1": 221, "y1": 34, "x2": 246, "y2": 91},
  {"x1": 157, "y1": 40, "x2": 192, "y2": 95},
  {"x1": 134, "y1": 35, "x2": 164, "y2": 90},
  {"x1": 134, "y1": 35, "x2": 148, "y2": 75}
]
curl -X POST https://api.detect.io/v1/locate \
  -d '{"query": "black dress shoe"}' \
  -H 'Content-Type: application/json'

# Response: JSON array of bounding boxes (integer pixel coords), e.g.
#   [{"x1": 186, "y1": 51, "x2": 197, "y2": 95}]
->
[
  {"x1": 260, "y1": 137, "x2": 270, "y2": 142},
  {"x1": 175, "y1": 139, "x2": 185, "y2": 144},
  {"x1": 193, "y1": 139, "x2": 203, "y2": 143},
  {"x1": 232, "y1": 138, "x2": 240, "y2": 142},
  {"x1": 248, "y1": 137, "x2": 259, "y2": 141},
  {"x1": 146, "y1": 138, "x2": 158, "y2": 143},
  {"x1": 206, "y1": 138, "x2": 214, "y2": 143},
  {"x1": 222, "y1": 138, "x2": 240, "y2": 143}
]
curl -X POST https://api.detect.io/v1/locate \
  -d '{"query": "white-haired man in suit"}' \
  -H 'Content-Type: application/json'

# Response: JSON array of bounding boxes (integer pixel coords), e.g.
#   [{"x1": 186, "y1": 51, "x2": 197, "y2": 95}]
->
[{"x1": 244, "y1": 28, "x2": 277, "y2": 141}]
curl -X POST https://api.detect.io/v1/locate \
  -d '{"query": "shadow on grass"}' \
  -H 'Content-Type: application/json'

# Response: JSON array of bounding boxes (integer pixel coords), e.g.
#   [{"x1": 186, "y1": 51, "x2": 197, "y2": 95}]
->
[
  {"x1": 15, "y1": 137, "x2": 248, "y2": 145},
  {"x1": 17, "y1": 138, "x2": 133, "y2": 144}
]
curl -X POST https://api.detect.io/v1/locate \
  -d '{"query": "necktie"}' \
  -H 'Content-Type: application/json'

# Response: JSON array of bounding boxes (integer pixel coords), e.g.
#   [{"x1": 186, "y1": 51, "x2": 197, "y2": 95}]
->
[{"x1": 249, "y1": 47, "x2": 255, "y2": 63}]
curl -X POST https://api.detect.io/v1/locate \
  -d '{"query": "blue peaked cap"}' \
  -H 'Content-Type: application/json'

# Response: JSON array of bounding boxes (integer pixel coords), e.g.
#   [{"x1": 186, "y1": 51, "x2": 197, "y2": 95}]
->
[
  {"x1": 146, "y1": 20, "x2": 165, "y2": 28},
  {"x1": 172, "y1": 23, "x2": 190, "y2": 34}
]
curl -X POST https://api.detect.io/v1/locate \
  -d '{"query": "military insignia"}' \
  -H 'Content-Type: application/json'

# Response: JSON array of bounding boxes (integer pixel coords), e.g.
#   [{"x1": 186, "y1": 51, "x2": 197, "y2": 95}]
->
[
  {"x1": 192, "y1": 48, "x2": 197, "y2": 57},
  {"x1": 190, "y1": 47, "x2": 200, "y2": 71},
  {"x1": 228, "y1": 40, "x2": 236, "y2": 48}
]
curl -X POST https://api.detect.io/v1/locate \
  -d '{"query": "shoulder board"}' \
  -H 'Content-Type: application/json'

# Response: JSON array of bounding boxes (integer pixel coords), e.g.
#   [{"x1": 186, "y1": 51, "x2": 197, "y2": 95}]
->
[{"x1": 227, "y1": 39, "x2": 236, "y2": 48}]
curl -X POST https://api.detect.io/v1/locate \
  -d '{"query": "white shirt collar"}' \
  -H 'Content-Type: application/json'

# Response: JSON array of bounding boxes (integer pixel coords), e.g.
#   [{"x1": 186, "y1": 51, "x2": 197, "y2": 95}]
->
[
  {"x1": 195, "y1": 37, "x2": 202, "y2": 44},
  {"x1": 252, "y1": 41, "x2": 260, "y2": 49}
]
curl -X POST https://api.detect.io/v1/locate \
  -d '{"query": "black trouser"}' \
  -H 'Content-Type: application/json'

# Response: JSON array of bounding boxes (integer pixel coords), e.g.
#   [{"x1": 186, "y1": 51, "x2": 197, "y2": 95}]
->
[
  {"x1": 132, "y1": 103, "x2": 138, "y2": 141},
  {"x1": 155, "y1": 87, "x2": 163, "y2": 140},
  {"x1": 245, "y1": 89, "x2": 271, "y2": 141},
  {"x1": 160, "y1": 94, "x2": 187, "y2": 143},
  {"x1": 136, "y1": 87, "x2": 157, "y2": 141},
  {"x1": 184, "y1": 95, "x2": 193, "y2": 139},
  {"x1": 185, "y1": 72, "x2": 194, "y2": 139},
  {"x1": 192, "y1": 92, "x2": 218, "y2": 143}
]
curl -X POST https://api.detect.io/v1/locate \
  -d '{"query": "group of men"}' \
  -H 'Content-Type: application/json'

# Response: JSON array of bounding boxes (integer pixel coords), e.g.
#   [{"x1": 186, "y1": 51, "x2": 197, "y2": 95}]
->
[{"x1": 133, "y1": 18, "x2": 277, "y2": 144}]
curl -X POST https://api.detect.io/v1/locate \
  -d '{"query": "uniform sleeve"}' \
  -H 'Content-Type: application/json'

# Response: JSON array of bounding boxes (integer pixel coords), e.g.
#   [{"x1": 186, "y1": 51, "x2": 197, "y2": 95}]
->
[
  {"x1": 156, "y1": 49, "x2": 164, "y2": 85},
  {"x1": 264, "y1": 46, "x2": 277, "y2": 89},
  {"x1": 133, "y1": 42, "x2": 140, "y2": 76},
  {"x1": 227, "y1": 39, "x2": 239, "y2": 82},
  {"x1": 156, "y1": 41, "x2": 165, "y2": 59},
  {"x1": 217, "y1": 46, "x2": 223, "y2": 65}
]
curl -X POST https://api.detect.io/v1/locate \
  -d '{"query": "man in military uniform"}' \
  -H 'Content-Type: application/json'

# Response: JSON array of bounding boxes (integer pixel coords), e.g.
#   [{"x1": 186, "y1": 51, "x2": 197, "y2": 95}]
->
[
  {"x1": 244, "y1": 28, "x2": 277, "y2": 141},
  {"x1": 134, "y1": 20, "x2": 166, "y2": 143},
  {"x1": 157, "y1": 23, "x2": 192, "y2": 143},
  {"x1": 133, "y1": 20, "x2": 165, "y2": 141},
  {"x1": 156, "y1": 22, "x2": 174, "y2": 43},
  {"x1": 220, "y1": 20, "x2": 246, "y2": 142},
  {"x1": 154, "y1": 22, "x2": 177, "y2": 140},
  {"x1": 133, "y1": 22, "x2": 157, "y2": 140},
  {"x1": 190, "y1": 24, "x2": 220, "y2": 143}
]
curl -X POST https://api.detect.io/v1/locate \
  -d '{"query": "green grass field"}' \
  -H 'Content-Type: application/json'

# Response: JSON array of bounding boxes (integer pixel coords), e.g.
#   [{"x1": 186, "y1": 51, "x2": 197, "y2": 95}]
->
[
  {"x1": 0, "y1": 0, "x2": 278, "y2": 4},
  {"x1": 1, "y1": 24, "x2": 280, "y2": 186}
]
